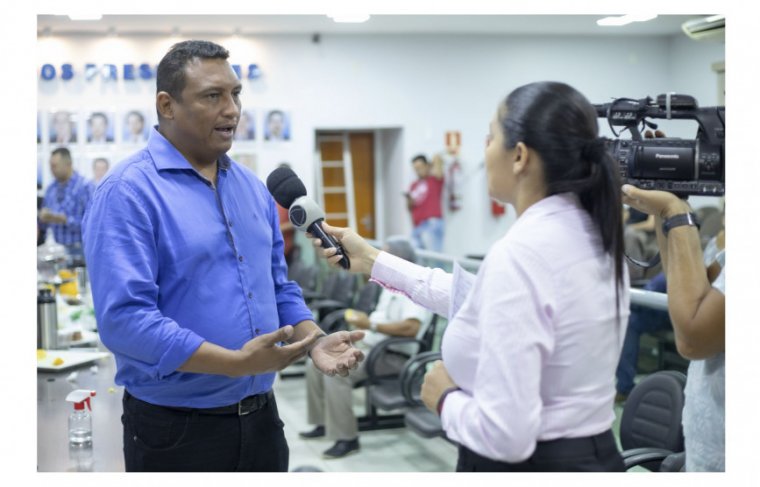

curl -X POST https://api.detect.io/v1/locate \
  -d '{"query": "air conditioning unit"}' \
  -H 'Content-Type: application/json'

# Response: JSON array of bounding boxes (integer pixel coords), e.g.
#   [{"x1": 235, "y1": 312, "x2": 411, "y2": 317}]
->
[{"x1": 682, "y1": 15, "x2": 725, "y2": 40}]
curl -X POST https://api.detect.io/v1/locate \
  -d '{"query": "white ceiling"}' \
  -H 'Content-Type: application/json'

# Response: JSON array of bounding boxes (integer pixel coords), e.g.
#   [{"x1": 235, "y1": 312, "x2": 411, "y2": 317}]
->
[{"x1": 37, "y1": 14, "x2": 709, "y2": 37}]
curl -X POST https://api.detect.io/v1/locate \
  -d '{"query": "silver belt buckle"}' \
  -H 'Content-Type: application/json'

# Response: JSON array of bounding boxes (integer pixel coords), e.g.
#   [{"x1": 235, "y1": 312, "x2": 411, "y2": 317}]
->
[{"x1": 238, "y1": 400, "x2": 251, "y2": 416}]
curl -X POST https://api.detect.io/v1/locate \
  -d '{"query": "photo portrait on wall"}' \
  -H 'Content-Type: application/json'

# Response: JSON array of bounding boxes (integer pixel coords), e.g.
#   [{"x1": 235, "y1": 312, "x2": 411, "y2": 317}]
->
[
  {"x1": 48, "y1": 110, "x2": 78, "y2": 144},
  {"x1": 122, "y1": 109, "x2": 150, "y2": 144},
  {"x1": 86, "y1": 111, "x2": 115, "y2": 145},
  {"x1": 264, "y1": 109, "x2": 291, "y2": 141},
  {"x1": 234, "y1": 110, "x2": 256, "y2": 141}
]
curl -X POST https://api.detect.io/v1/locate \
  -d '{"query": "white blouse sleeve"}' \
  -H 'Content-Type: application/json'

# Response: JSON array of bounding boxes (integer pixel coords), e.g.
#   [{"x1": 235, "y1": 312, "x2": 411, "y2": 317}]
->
[
  {"x1": 440, "y1": 244, "x2": 556, "y2": 463},
  {"x1": 370, "y1": 251, "x2": 453, "y2": 318}
]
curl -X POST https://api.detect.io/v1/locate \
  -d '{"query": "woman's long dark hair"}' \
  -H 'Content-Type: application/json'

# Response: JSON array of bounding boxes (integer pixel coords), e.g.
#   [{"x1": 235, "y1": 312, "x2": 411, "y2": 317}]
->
[{"x1": 499, "y1": 81, "x2": 625, "y2": 316}]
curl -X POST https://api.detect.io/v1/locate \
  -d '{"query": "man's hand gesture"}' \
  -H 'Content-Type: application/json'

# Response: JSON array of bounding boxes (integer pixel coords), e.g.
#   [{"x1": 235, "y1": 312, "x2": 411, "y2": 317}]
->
[{"x1": 310, "y1": 330, "x2": 365, "y2": 377}]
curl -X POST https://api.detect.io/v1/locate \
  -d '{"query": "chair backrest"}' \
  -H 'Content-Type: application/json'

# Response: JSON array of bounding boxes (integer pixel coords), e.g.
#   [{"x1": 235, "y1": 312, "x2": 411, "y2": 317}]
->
[
  {"x1": 289, "y1": 263, "x2": 318, "y2": 292},
  {"x1": 353, "y1": 281, "x2": 383, "y2": 314},
  {"x1": 317, "y1": 271, "x2": 354, "y2": 302},
  {"x1": 620, "y1": 370, "x2": 687, "y2": 453},
  {"x1": 417, "y1": 315, "x2": 439, "y2": 353}
]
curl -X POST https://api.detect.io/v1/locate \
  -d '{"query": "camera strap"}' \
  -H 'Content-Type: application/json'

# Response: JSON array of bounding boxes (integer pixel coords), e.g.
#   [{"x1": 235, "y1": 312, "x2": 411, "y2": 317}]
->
[{"x1": 625, "y1": 251, "x2": 661, "y2": 270}]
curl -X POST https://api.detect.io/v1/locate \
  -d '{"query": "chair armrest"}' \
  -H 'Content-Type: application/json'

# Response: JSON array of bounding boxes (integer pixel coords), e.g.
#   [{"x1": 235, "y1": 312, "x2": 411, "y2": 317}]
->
[
  {"x1": 365, "y1": 337, "x2": 423, "y2": 382},
  {"x1": 622, "y1": 447, "x2": 676, "y2": 471},
  {"x1": 301, "y1": 290, "x2": 325, "y2": 302},
  {"x1": 400, "y1": 351, "x2": 442, "y2": 406},
  {"x1": 659, "y1": 451, "x2": 686, "y2": 472},
  {"x1": 318, "y1": 308, "x2": 349, "y2": 333}
]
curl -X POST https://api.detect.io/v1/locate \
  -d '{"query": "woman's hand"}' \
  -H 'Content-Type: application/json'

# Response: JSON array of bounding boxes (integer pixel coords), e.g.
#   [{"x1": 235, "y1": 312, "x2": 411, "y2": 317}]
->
[
  {"x1": 308, "y1": 222, "x2": 380, "y2": 275},
  {"x1": 621, "y1": 185, "x2": 692, "y2": 219},
  {"x1": 421, "y1": 360, "x2": 458, "y2": 414}
]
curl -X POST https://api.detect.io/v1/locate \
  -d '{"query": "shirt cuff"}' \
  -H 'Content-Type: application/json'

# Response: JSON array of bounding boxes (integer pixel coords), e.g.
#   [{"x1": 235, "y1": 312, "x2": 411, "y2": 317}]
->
[
  {"x1": 155, "y1": 328, "x2": 206, "y2": 379},
  {"x1": 369, "y1": 251, "x2": 419, "y2": 300},
  {"x1": 439, "y1": 388, "x2": 468, "y2": 435}
]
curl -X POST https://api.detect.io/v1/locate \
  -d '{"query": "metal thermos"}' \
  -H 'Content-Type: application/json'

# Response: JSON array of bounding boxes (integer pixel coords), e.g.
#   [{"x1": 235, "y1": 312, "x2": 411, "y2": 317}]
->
[
  {"x1": 37, "y1": 288, "x2": 59, "y2": 349},
  {"x1": 74, "y1": 266, "x2": 88, "y2": 295}
]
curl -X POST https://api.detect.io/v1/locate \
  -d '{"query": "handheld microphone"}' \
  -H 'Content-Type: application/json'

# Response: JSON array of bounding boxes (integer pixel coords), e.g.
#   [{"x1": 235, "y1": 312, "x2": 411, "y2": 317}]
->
[{"x1": 266, "y1": 167, "x2": 351, "y2": 269}]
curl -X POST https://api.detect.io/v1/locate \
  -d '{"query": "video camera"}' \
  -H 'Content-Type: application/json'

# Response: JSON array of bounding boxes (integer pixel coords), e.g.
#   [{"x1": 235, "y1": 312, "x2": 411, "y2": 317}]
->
[{"x1": 593, "y1": 94, "x2": 724, "y2": 197}]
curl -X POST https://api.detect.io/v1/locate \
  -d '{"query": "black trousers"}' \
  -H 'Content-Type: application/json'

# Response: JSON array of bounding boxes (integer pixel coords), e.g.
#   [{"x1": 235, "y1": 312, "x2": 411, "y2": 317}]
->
[
  {"x1": 456, "y1": 429, "x2": 625, "y2": 472},
  {"x1": 121, "y1": 391, "x2": 289, "y2": 472}
]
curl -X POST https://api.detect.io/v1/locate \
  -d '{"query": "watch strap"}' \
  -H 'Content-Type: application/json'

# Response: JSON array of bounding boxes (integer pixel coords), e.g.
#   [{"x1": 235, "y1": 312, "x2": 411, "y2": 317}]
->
[{"x1": 662, "y1": 212, "x2": 699, "y2": 235}]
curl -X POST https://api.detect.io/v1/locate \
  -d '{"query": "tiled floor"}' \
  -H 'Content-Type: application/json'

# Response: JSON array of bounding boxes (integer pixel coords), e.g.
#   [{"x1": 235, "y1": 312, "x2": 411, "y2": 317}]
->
[{"x1": 272, "y1": 369, "x2": 630, "y2": 473}]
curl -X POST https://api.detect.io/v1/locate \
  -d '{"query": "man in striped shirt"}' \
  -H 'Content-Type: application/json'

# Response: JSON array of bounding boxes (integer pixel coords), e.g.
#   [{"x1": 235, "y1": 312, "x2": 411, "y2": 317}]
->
[{"x1": 39, "y1": 147, "x2": 95, "y2": 257}]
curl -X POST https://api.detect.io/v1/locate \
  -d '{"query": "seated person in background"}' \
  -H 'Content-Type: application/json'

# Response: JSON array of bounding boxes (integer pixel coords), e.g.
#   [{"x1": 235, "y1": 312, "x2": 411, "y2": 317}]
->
[
  {"x1": 300, "y1": 236, "x2": 432, "y2": 459},
  {"x1": 622, "y1": 182, "x2": 725, "y2": 472}
]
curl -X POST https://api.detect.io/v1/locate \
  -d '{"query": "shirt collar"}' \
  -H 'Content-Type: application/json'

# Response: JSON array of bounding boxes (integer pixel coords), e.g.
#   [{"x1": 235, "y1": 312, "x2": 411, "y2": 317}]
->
[
  {"x1": 147, "y1": 125, "x2": 232, "y2": 172},
  {"x1": 521, "y1": 192, "x2": 582, "y2": 221}
]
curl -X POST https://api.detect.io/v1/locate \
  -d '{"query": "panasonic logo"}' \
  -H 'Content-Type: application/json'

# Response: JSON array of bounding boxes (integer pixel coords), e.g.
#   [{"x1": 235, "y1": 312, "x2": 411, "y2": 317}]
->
[{"x1": 655, "y1": 154, "x2": 680, "y2": 160}]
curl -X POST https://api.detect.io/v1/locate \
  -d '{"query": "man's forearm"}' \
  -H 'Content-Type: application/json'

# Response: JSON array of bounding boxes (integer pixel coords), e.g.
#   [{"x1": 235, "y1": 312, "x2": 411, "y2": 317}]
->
[
  {"x1": 290, "y1": 320, "x2": 325, "y2": 345},
  {"x1": 177, "y1": 341, "x2": 241, "y2": 377}
]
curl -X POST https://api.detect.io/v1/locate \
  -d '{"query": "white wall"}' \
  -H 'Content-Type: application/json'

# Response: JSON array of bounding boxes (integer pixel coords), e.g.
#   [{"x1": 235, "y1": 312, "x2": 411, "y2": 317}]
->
[{"x1": 37, "y1": 31, "x2": 724, "y2": 258}]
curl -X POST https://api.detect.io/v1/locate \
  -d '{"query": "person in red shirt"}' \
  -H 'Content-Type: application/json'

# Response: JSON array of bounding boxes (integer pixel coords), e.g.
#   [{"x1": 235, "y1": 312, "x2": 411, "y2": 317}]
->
[{"x1": 405, "y1": 154, "x2": 445, "y2": 252}]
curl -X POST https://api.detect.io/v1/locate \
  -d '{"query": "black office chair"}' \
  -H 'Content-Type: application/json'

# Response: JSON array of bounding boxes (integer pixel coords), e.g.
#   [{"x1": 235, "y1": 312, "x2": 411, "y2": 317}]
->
[
  {"x1": 400, "y1": 351, "x2": 449, "y2": 440},
  {"x1": 356, "y1": 315, "x2": 440, "y2": 432},
  {"x1": 619, "y1": 370, "x2": 687, "y2": 471},
  {"x1": 317, "y1": 281, "x2": 383, "y2": 334},
  {"x1": 308, "y1": 271, "x2": 358, "y2": 321}
]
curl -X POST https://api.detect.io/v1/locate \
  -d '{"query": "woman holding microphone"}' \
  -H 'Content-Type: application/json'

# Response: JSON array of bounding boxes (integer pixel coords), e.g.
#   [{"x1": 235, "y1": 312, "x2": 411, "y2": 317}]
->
[{"x1": 311, "y1": 81, "x2": 629, "y2": 471}]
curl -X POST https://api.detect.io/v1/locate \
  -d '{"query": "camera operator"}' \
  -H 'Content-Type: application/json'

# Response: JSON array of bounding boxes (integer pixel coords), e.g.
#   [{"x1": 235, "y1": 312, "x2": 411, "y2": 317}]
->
[{"x1": 621, "y1": 167, "x2": 724, "y2": 471}]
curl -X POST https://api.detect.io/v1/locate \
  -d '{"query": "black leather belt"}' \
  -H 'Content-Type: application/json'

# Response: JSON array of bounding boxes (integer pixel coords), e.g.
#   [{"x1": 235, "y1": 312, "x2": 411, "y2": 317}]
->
[{"x1": 127, "y1": 390, "x2": 272, "y2": 416}]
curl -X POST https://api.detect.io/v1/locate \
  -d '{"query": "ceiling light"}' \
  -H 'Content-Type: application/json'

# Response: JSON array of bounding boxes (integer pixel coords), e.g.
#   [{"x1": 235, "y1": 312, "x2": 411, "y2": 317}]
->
[
  {"x1": 68, "y1": 14, "x2": 103, "y2": 21},
  {"x1": 597, "y1": 14, "x2": 658, "y2": 27},
  {"x1": 327, "y1": 14, "x2": 370, "y2": 23}
]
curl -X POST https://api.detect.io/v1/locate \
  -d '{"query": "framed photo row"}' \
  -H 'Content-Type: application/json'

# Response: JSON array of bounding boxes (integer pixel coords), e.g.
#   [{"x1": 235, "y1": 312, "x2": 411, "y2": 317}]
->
[{"x1": 37, "y1": 108, "x2": 292, "y2": 147}]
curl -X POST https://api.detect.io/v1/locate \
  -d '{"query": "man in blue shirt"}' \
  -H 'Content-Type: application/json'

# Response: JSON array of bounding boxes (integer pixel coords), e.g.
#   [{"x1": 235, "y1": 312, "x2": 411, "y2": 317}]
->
[
  {"x1": 82, "y1": 40, "x2": 365, "y2": 472},
  {"x1": 39, "y1": 147, "x2": 94, "y2": 258}
]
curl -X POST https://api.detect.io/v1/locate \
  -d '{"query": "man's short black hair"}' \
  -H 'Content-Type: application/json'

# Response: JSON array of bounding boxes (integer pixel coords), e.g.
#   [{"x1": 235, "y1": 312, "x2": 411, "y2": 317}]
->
[
  {"x1": 51, "y1": 147, "x2": 72, "y2": 164},
  {"x1": 157, "y1": 40, "x2": 230, "y2": 100},
  {"x1": 411, "y1": 154, "x2": 429, "y2": 165}
]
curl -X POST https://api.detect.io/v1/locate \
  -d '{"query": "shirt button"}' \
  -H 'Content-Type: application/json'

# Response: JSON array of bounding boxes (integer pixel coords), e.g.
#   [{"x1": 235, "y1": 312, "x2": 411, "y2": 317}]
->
[
  {"x1": 248, "y1": 292, "x2": 253, "y2": 299},
  {"x1": 255, "y1": 328, "x2": 261, "y2": 334},
  {"x1": 228, "y1": 220, "x2": 233, "y2": 227},
  {"x1": 239, "y1": 255, "x2": 244, "y2": 262}
]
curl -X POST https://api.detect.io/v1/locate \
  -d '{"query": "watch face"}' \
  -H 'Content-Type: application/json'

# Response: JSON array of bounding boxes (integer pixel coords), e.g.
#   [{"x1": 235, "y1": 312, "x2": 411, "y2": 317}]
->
[{"x1": 289, "y1": 205, "x2": 307, "y2": 227}]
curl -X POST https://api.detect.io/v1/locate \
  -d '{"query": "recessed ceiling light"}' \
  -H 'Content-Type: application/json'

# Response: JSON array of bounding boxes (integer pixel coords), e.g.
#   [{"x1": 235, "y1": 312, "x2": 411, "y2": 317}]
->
[
  {"x1": 68, "y1": 14, "x2": 103, "y2": 21},
  {"x1": 597, "y1": 14, "x2": 658, "y2": 27},
  {"x1": 327, "y1": 14, "x2": 370, "y2": 23}
]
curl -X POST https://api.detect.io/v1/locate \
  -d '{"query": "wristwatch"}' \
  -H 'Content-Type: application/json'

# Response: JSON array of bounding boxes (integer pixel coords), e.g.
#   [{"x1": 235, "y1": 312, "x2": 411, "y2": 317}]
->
[
  {"x1": 662, "y1": 212, "x2": 699, "y2": 236},
  {"x1": 369, "y1": 321, "x2": 378, "y2": 332}
]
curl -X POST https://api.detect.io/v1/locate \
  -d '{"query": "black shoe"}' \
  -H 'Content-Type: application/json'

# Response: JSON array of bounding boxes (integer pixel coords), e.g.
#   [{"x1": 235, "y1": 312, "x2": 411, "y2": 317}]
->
[
  {"x1": 299, "y1": 425, "x2": 326, "y2": 439},
  {"x1": 615, "y1": 392, "x2": 628, "y2": 404},
  {"x1": 322, "y1": 438, "x2": 360, "y2": 459}
]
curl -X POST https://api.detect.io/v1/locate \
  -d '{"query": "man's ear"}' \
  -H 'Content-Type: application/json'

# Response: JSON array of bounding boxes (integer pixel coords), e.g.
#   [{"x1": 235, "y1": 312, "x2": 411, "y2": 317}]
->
[
  {"x1": 156, "y1": 92, "x2": 174, "y2": 120},
  {"x1": 512, "y1": 141, "x2": 529, "y2": 175}
]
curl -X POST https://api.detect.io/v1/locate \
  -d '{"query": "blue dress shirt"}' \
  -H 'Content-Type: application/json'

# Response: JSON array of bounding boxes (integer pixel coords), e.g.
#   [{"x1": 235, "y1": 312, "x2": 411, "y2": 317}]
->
[{"x1": 82, "y1": 127, "x2": 313, "y2": 408}]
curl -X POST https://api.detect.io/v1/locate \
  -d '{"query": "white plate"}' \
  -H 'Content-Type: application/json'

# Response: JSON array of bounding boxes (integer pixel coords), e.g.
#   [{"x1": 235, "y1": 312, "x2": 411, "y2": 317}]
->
[
  {"x1": 37, "y1": 350, "x2": 110, "y2": 372},
  {"x1": 58, "y1": 329, "x2": 99, "y2": 347}
]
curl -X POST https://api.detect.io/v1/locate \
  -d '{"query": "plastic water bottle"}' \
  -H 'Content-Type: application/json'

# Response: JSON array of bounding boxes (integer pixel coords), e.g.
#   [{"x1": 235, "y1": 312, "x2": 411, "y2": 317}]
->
[{"x1": 66, "y1": 390, "x2": 96, "y2": 446}]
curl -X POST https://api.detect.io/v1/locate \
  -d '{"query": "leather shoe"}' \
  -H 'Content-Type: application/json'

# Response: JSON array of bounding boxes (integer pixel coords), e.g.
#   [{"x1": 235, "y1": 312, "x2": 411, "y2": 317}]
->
[
  {"x1": 322, "y1": 438, "x2": 360, "y2": 459},
  {"x1": 299, "y1": 425, "x2": 326, "y2": 439}
]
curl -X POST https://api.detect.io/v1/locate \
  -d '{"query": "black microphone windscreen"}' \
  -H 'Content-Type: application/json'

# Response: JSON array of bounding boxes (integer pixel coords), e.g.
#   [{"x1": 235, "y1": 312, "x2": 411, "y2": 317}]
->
[{"x1": 266, "y1": 167, "x2": 307, "y2": 208}]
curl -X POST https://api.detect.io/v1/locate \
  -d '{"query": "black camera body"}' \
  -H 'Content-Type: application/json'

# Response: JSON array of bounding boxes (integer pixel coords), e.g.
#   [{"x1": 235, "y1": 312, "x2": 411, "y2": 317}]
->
[{"x1": 594, "y1": 94, "x2": 725, "y2": 196}]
